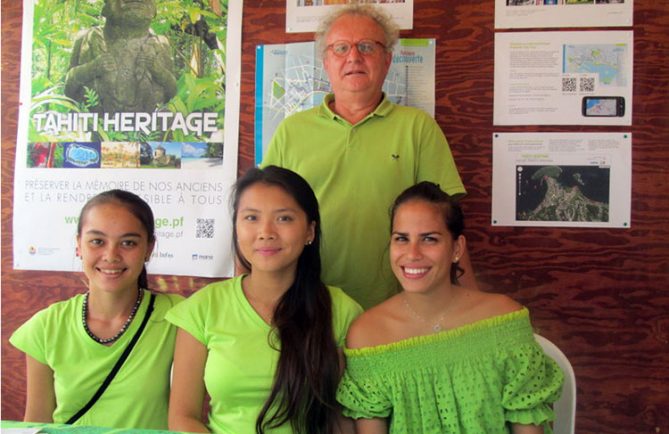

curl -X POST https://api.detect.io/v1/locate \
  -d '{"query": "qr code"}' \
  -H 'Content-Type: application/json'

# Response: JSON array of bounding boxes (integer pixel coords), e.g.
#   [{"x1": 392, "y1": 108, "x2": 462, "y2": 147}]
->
[
  {"x1": 196, "y1": 218, "x2": 215, "y2": 239},
  {"x1": 562, "y1": 77, "x2": 577, "y2": 93},
  {"x1": 580, "y1": 77, "x2": 595, "y2": 92}
]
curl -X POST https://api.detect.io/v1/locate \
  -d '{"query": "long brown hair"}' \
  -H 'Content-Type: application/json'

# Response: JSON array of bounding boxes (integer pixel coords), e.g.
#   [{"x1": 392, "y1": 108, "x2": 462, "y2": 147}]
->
[{"x1": 232, "y1": 166, "x2": 340, "y2": 434}]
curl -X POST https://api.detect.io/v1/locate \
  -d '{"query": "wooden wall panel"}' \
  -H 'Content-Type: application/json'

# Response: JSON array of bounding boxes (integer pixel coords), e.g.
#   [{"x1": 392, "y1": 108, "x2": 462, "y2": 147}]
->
[{"x1": 2, "y1": 1, "x2": 668, "y2": 432}]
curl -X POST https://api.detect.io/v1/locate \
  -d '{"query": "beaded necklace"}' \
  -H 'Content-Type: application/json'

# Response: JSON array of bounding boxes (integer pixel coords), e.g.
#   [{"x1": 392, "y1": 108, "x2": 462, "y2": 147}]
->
[{"x1": 82, "y1": 288, "x2": 143, "y2": 344}]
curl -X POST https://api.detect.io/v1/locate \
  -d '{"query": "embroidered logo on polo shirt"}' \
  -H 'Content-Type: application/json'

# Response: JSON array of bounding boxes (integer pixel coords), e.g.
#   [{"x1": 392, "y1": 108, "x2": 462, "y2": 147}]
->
[{"x1": 391, "y1": 154, "x2": 399, "y2": 160}]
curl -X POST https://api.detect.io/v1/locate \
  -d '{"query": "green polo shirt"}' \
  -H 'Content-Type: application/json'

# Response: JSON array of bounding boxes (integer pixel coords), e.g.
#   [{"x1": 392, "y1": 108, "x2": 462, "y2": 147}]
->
[{"x1": 263, "y1": 94, "x2": 465, "y2": 309}]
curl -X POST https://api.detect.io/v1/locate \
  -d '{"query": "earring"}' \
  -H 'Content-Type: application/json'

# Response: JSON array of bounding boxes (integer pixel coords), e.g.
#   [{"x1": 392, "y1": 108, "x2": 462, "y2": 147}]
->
[
  {"x1": 305, "y1": 240, "x2": 313, "y2": 246},
  {"x1": 453, "y1": 256, "x2": 459, "y2": 263}
]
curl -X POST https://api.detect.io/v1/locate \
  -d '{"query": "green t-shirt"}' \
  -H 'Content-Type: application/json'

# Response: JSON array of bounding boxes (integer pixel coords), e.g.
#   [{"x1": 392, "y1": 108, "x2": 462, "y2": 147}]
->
[
  {"x1": 165, "y1": 275, "x2": 363, "y2": 434},
  {"x1": 263, "y1": 94, "x2": 466, "y2": 309},
  {"x1": 337, "y1": 308, "x2": 564, "y2": 434},
  {"x1": 9, "y1": 290, "x2": 184, "y2": 429}
]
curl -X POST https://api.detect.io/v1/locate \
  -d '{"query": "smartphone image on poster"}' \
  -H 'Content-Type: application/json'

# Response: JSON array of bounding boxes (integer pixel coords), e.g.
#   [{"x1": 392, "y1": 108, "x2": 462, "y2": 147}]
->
[{"x1": 582, "y1": 96, "x2": 625, "y2": 117}]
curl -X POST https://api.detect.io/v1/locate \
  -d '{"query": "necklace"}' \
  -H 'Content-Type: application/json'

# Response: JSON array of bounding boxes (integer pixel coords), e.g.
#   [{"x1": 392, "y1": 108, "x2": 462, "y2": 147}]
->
[
  {"x1": 82, "y1": 288, "x2": 143, "y2": 344},
  {"x1": 403, "y1": 293, "x2": 451, "y2": 333}
]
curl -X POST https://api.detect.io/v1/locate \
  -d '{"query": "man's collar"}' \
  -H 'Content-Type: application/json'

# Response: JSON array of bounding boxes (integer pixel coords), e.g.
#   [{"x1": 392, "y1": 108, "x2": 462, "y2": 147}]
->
[
  {"x1": 320, "y1": 93, "x2": 337, "y2": 119},
  {"x1": 373, "y1": 94, "x2": 393, "y2": 117},
  {"x1": 320, "y1": 93, "x2": 393, "y2": 120}
]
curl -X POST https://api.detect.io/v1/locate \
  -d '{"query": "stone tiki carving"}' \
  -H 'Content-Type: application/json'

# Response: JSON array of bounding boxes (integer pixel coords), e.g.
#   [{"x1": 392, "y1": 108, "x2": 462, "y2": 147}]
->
[{"x1": 64, "y1": 0, "x2": 177, "y2": 114}]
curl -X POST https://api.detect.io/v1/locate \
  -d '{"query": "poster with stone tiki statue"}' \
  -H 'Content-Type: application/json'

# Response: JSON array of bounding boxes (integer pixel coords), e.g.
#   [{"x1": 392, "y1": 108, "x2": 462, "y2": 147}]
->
[{"x1": 13, "y1": 0, "x2": 242, "y2": 277}]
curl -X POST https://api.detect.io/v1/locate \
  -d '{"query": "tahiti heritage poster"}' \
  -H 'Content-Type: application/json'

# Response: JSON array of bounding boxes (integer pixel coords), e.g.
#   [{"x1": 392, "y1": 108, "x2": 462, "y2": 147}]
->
[{"x1": 13, "y1": 0, "x2": 242, "y2": 277}]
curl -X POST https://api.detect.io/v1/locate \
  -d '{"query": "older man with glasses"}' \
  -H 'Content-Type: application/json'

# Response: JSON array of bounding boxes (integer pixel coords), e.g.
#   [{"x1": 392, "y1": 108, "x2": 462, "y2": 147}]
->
[{"x1": 262, "y1": 4, "x2": 474, "y2": 309}]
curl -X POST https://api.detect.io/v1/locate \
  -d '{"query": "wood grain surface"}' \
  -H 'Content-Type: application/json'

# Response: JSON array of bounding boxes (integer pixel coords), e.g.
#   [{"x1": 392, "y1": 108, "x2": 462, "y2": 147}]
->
[{"x1": 2, "y1": 1, "x2": 668, "y2": 432}]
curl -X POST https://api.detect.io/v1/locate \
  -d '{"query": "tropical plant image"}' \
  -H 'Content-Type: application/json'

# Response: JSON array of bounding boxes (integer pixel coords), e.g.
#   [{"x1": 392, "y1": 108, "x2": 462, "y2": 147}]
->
[{"x1": 29, "y1": 0, "x2": 228, "y2": 144}]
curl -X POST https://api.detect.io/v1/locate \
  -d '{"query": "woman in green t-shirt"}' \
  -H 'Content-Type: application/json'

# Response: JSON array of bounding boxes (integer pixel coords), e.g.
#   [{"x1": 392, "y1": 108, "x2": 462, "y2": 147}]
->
[
  {"x1": 167, "y1": 166, "x2": 362, "y2": 434},
  {"x1": 337, "y1": 182, "x2": 564, "y2": 434},
  {"x1": 10, "y1": 189, "x2": 182, "y2": 429}
]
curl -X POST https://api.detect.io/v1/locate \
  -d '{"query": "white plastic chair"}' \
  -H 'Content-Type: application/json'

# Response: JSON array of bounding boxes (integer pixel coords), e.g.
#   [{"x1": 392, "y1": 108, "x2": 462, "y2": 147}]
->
[{"x1": 534, "y1": 334, "x2": 576, "y2": 434}]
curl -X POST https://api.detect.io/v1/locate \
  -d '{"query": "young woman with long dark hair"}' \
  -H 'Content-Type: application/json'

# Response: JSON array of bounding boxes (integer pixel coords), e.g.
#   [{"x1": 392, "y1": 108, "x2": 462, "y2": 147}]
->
[
  {"x1": 10, "y1": 189, "x2": 183, "y2": 429},
  {"x1": 167, "y1": 166, "x2": 362, "y2": 434}
]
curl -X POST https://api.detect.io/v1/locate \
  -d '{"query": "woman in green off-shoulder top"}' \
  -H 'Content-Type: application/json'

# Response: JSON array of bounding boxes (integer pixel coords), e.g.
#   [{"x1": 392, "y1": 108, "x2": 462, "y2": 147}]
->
[{"x1": 337, "y1": 182, "x2": 564, "y2": 434}]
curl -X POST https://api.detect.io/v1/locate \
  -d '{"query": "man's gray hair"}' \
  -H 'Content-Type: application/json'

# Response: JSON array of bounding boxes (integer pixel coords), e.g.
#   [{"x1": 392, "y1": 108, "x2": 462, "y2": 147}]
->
[{"x1": 315, "y1": 3, "x2": 400, "y2": 55}]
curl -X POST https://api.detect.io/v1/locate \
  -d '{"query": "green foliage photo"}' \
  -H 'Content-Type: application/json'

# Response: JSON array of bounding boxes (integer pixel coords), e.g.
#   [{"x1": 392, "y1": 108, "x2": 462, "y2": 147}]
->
[{"x1": 29, "y1": 0, "x2": 228, "y2": 143}]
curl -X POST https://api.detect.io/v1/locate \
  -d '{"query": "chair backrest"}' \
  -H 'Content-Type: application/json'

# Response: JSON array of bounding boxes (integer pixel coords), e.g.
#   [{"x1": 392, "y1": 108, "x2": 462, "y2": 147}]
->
[{"x1": 534, "y1": 334, "x2": 576, "y2": 434}]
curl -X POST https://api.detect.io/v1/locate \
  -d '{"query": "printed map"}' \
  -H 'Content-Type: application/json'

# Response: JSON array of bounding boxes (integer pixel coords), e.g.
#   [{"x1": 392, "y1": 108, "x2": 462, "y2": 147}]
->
[{"x1": 563, "y1": 44, "x2": 627, "y2": 87}]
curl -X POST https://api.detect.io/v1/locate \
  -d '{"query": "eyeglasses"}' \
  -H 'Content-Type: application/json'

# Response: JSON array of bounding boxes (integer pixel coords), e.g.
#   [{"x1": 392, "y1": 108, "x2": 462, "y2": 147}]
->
[{"x1": 326, "y1": 40, "x2": 387, "y2": 57}]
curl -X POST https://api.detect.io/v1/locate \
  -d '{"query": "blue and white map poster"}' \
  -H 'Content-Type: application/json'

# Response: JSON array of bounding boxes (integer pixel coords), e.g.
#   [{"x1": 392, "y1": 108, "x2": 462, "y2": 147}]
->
[
  {"x1": 492, "y1": 132, "x2": 632, "y2": 228},
  {"x1": 13, "y1": 0, "x2": 242, "y2": 277},
  {"x1": 494, "y1": 31, "x2": 633, "y2": 126},
  {"x1": 255, "y1": 39, "x2": 435, "y2": 164}
]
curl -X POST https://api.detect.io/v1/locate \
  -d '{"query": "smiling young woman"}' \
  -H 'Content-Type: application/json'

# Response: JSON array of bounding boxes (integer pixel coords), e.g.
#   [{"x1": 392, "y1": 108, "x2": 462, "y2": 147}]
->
[
  {"x1": 166, "y1": 166, "x2": 362, "y2": 434},
  {"x1": 10, "y1": 190, "x2": 183, "y2": 429},
  {"x1": 337, "y1": 182, "x2": 564, "y2": 434}
]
